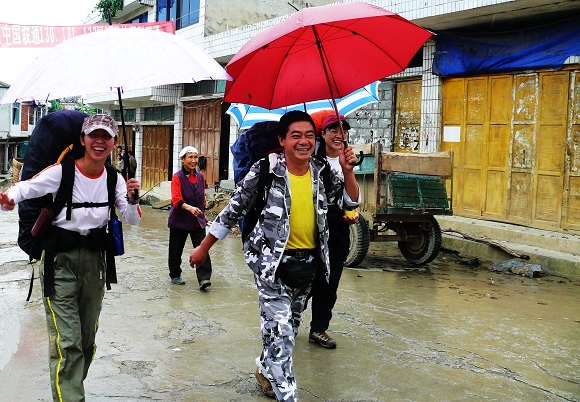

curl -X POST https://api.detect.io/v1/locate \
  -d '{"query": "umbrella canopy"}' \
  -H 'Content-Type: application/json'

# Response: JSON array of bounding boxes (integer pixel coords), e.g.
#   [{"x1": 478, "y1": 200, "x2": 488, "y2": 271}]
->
[
  {"x1": 226, "y1": 81, "x2": 379, "y2": 130},
  {"x1": 224, "y1": 2, "x2": 432, "y2": 109},
  {"x1": 0, "y1": 26, "x2": 232, "y2": 104}
]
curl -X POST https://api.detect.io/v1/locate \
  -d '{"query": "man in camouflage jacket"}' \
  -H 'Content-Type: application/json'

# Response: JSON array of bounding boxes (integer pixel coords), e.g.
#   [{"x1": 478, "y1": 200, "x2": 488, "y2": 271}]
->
[{"x1": 190, "y1": 111, "x2": 359, "y2": 401}]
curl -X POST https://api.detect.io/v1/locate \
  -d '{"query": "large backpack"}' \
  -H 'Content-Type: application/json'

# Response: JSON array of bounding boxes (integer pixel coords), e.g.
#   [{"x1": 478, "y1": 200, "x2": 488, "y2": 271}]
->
[
  {"x1": 18, "y1": 110, "x2": 88, "y2": 260},
  {"x1": 231, "y1": 121, "x2": 282, "y2": 185},
  {"x1": 230, "y1": 121, "x2": 283, "y2": 241}
]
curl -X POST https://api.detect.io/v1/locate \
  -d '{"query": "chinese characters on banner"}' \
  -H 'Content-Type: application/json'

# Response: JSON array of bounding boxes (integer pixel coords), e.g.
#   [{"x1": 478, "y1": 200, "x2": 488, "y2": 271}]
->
[{"x1": 0, "y1": 21, "x2": 175, "y2": 48}]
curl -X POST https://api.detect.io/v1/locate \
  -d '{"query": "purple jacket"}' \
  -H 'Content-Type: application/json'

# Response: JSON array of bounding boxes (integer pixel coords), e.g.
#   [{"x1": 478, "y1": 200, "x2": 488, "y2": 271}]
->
[{"x1": 168, "y1": 168, "x2": 207, "y2": 230}]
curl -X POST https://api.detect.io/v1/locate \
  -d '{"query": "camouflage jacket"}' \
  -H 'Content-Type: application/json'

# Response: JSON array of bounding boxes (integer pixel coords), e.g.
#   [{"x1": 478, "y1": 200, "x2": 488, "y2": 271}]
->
[{"x1": 209, "y1": 152, "x2": 360, "y2": 288}]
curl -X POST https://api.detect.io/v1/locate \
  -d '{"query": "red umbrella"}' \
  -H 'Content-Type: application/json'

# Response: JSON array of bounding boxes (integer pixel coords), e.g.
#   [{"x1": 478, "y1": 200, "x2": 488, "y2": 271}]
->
[{"x1": 224, "y1": 2, "x2": 433, "y2": 110}]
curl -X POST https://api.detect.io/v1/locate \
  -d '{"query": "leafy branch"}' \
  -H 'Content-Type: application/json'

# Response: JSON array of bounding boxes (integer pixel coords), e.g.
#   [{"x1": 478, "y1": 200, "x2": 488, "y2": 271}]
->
[{"x1": 95, "y1": 0, "x2": 124, "y2": 21}]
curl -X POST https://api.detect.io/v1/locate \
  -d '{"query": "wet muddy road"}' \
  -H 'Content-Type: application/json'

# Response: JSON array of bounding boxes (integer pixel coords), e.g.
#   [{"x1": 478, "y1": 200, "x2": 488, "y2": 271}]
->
[{"x1": 1, "y1": 206, "x2": 579, "y2": 401}]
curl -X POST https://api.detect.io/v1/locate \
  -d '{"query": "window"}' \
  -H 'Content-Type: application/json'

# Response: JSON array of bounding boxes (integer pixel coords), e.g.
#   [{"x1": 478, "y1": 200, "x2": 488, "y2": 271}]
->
[
  {"x1": 28, "y1": 106, "x2": 35, "y2": 125},
  {"x1": 144, "y1": 106, "x2": 174, "y2": 121},
  {"x1": 157, "y1": 0, "x2": 176, "y2": 24},
  {"x1": 157, "y1": 0, "x2": 199, "y2": 29},
  {"x1": 178, "y1": 0, "x2": 200, "y2": 29},
  {"x1": 183, "y1": 80, "x2": 226, "y2": 96},
  {"x1": 12, "y1": 103, "x2": 20, "y2": 125},
  {"x1": 34, "y1": 106, "x2": 45, "y2": 123},
  {"x1": 407, "y1": 48, "x2": 424, "y2": 69},
  {"x1": 112, "y1": 109, "x2": 136, "y2": 122}
]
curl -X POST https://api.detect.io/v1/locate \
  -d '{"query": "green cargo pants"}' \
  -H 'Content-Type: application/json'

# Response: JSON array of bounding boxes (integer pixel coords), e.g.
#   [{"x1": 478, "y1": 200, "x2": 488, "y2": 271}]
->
[{"x1": 40, "y1": 245, "x2": 106, "y2": 402}]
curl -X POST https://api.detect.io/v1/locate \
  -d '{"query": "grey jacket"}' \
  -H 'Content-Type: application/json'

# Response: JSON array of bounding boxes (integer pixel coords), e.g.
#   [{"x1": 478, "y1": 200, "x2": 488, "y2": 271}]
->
[{"x1": 209, "y1": 152, "x2": 360, "y2": 288}]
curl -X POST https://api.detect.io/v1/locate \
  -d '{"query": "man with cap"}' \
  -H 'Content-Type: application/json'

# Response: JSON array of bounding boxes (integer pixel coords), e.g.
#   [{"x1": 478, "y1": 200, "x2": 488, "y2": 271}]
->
[
  {"x1": 308, "y1": 113, "x2": 360, "y2": 349},
  {"x1": 0, "y1": 113, "x2": 142, "y2": 401},
  {"x1": 167, "y1": 145, "x2": 212, "y2": 289}
]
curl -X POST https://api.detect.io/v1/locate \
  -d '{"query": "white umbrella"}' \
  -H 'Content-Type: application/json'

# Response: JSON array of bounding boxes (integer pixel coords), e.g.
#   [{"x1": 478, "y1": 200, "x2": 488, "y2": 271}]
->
[
  {"x1": 226, "y1": 81, "x2": 379, "y2": 130},
  {"x1": 0, "y1": 26, "x2": 232, "y2": 104},
  {"x1": 0, "y1": 26, "x2": 231, "y2": 195}
]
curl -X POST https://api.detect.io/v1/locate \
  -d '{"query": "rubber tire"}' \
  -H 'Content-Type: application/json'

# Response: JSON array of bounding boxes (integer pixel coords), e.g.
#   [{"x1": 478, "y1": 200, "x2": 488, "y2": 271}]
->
[
  {"x1": 398, "y1": 216, "x2": 442, "y2": 265},
  {"x1": 344, "y1": 214, "x2": 370, "y2": 267}
]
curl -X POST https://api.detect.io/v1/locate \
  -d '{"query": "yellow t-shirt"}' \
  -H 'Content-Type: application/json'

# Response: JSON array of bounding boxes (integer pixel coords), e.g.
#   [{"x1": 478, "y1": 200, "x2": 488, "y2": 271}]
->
[{"x1": 286, "y1": 170, "x2": 316, "y2": 249}]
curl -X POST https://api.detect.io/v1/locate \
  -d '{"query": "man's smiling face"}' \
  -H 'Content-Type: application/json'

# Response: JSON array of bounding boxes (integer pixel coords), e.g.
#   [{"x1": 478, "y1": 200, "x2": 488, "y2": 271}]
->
[{"x1": 279, "y1": 121, "x2": 316, "y2": 165}]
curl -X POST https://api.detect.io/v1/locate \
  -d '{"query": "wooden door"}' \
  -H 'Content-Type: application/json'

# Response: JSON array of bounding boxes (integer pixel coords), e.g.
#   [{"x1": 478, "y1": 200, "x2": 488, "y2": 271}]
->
[
  {"x1": 532, "y1": 72, "x2": 568, "y2": 227},
  {"x1": 182, "y1": 100, "x2": 222, "y2": 186},
  {"x1": 508, "y1": 74, "x2": 536, "y2": 224},
  {"x1": 394, "y1": 80, "x2": 422, "y2": 153},
  {"x1": 484, "y1": 75, "x2": 511, "y2": 220},
  {"x1": 116, "y1": 125, "x2": 134, "y2": 152},
  {"x1": 442, "y1": 70, "x2": 577, "y2": 232},
  {"x1": 564, "y1": 71, "x2": 580, "y2": 231},
  {"x1": 142, "y1": 125, "x2": 171, "y2": 190}
]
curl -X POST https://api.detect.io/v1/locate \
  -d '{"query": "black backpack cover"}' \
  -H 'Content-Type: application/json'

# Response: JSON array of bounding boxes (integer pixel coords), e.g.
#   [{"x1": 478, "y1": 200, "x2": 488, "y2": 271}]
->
[{"x1": 18, "y1": 110, "x2": 87, "y2": 259}]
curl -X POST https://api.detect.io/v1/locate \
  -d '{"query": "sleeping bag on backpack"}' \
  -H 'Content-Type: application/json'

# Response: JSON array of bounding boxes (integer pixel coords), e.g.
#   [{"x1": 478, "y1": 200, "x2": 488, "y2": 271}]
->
[
  {"x1": 18, "y1": 109, "x2": 88, "y2": 259},
  {"x1": 230, "y1": 121, "x2": 281, "y2": 185}
]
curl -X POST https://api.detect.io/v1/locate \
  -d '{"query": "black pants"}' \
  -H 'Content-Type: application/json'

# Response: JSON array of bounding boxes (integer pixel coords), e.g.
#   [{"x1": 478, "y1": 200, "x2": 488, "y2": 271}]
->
[
  {"x1": 168, "y1": 227, "x2": 212, "y2": 283},
  {"x1": 309, "y1": 206, "x2": 350, "y2": 333}
]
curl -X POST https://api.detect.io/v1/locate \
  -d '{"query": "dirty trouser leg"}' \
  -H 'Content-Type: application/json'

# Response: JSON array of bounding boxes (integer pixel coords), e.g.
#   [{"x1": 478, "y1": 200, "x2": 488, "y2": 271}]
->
[
  {"x1": 188, "y1": 227, "x2": 212, "y2": 283},
  {"x1": 309, "y1": 254, "x2": 344, "y2": 333},
  {"x1": 254, "y1": 273, "x2": 310, "y2": 401},
  {"x1": 41, "y1": 246, "x2": 105, "y2": 402},
  {"x1": 168, "y1": 228, "x2": 188, "y2": 279},
  {"x1": 310, "y1": 208, "x2": 349, "y2": 333}
]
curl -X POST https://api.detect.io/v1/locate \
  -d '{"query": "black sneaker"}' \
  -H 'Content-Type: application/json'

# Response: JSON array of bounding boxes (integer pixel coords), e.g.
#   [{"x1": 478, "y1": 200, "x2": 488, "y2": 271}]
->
[
  {"x1": 309, "y1": 331, "x2": 337, "y2": 349},
  {"x1": 199, "y1": 279, "x2": 211, "y2": 290}
]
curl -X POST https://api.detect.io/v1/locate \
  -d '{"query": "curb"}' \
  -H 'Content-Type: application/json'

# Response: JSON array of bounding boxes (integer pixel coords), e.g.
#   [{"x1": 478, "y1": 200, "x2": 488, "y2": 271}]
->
[{"x1": 442, "y1": 233, "x2": 580, "y2": 280}]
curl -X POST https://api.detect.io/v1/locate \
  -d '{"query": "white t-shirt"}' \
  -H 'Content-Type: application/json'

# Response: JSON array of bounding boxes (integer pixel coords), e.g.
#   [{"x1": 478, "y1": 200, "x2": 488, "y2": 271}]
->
[
  {"x1": 326, "y1": 155, "x2": 359, "y2": 179},
  {"x1": 7, "y1": 162, "x2": 141, "y2": 235}
]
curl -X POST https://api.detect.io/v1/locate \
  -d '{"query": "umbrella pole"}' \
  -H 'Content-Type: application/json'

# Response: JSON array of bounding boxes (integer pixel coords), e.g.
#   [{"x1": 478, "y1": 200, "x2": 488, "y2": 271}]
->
[
  {"x1": 116, "y1": 88, "x2": 130, "y2": 174},
  {"x1": 311, "y1": 26, "x2": 362, "y2": 166},
  {"x1": 311, "y1": 26, "x2": 341, "y2": 122},
  {"x1": 117, "y1": 87, "x2": 139, "y2": 199}
]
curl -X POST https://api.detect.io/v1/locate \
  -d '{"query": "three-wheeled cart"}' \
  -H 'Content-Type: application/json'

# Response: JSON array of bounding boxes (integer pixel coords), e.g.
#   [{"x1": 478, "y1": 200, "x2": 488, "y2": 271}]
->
[{"x1": 345, "y1": 143, "x2": 453, "y2": 266}]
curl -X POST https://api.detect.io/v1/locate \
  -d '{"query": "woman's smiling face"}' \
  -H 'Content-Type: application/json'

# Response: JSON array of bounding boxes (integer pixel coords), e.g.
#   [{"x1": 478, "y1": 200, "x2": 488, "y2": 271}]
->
[
  {"x1": 81, "y1": 129, "x2": 116, "y2": 163},
  {"x1": 181, "y1": 152, "x2": 199, "y2": 173}
]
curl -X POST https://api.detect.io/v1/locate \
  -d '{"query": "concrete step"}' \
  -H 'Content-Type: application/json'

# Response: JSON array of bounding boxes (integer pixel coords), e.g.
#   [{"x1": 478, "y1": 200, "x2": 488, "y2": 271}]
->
[
  {"x1": 437, "y1": 216, "x2": 580, "y2": 255},
  {"x1": 437, "y1": 215, "x2": 580, "y2": 280}
]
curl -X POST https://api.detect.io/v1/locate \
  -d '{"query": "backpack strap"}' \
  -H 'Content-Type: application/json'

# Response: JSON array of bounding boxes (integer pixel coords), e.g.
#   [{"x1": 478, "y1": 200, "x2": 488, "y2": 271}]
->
[
  {"x1": 53, "y1": 158, "x2": 76, "y2": 220},
  {"x1": 257, "y1": 157, "x2": 273, "y2": 204},
  {"x1": 104, "y1": 164, "x2": 118, "y2": 212},
  {"x1": 105, "y1": 164, "x2": 119, "y2": 290},
  {"x1": 240, "y1": 157, "x2": 273, "y2": 242}
]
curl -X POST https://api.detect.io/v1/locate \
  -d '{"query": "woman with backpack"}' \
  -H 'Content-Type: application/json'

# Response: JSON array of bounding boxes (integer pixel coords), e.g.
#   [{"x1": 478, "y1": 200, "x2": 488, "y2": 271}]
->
[{"x1": 0, "y1": 114, "x2": 141, "y2": 402}]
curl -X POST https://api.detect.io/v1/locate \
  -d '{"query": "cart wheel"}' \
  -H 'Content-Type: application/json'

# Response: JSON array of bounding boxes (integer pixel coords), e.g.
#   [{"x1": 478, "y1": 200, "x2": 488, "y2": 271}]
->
[
  {"x1": 345, "y1": 214, "x2": 370, "y2": 267},
  {"x1": 398, "y1": 216, "x2": 442, "y2": 265}
]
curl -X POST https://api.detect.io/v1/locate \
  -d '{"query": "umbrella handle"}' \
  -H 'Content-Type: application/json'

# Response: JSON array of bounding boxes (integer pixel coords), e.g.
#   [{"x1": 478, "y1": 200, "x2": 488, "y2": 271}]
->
[{"x1": 343, "y1": 141, "x2": 364, "y2": 166}]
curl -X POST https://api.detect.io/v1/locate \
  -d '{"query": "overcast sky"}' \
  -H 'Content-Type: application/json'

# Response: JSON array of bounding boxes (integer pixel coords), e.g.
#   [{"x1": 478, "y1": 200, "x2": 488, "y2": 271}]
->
[{"x1": 1, "y1": 0, "x2": 99, "y2": 84}]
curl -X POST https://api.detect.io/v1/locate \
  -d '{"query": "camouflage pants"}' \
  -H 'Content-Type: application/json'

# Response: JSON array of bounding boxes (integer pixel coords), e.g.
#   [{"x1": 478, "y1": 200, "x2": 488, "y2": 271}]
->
[{"x1": 254, "y1": 260, "x2": 312, "y2": 401}]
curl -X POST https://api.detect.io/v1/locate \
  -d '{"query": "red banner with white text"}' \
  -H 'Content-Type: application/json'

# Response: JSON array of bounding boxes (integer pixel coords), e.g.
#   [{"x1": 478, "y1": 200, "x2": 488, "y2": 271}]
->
[{"x1": 0, "y1": 21, "x2": 176, "y2": 48}]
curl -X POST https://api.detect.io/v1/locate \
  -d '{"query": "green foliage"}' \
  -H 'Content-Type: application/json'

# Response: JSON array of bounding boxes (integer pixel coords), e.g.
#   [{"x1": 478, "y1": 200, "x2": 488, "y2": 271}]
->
[
  {"x1": 48, "y1": 100, "x2": 62, "y2": 113},
  {"x1": 95, "y1": 0, "x2": 124, "y2": 22},
  {"x1": 76, "y1": 103, "x2": 98, "y2": 115}
]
